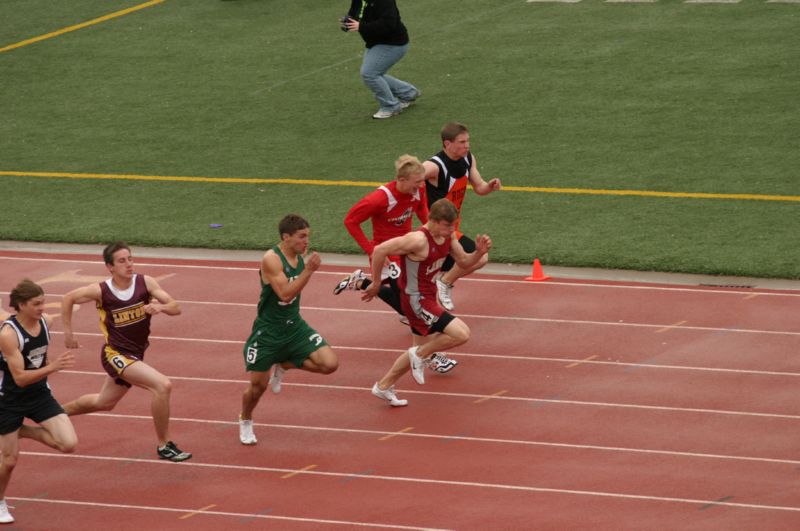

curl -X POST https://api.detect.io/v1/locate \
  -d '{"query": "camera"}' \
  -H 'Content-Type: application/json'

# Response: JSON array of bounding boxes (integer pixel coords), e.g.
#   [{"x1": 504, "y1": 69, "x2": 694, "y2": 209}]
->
[{"x1": 340, "y1": 15, "x2": 351, "y2": 32}]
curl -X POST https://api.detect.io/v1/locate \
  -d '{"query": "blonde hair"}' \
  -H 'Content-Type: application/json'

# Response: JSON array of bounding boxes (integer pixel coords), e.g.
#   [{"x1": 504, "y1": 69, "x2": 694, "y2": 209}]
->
[{"x1": 394, "y1": 154, "x2": 424, "y2": 180}]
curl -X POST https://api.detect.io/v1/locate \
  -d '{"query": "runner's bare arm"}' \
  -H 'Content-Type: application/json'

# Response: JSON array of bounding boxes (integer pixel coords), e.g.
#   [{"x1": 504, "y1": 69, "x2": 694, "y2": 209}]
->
[
  {"x1": 61, "y1": 283, "x2": 102, "y2": 348},
  {"x1": 144, "y1": 276, "x2": 181, "y2": 316}
]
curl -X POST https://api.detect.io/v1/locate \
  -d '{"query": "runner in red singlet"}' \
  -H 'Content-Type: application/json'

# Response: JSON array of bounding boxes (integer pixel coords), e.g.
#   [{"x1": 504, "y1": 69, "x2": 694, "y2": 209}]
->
[{"x1": 361, "y1": 199, "x2": 491, "y2": 406}]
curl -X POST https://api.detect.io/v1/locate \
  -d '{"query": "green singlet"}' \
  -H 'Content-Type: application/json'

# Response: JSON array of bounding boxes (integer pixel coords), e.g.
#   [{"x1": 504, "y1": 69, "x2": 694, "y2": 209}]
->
[{"x1": 242, "y1": 245, "x2": 328, "y2": 372}]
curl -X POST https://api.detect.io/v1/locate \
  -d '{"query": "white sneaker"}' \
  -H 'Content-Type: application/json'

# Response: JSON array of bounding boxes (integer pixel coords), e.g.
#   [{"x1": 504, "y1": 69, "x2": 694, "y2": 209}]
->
[
  {"x1": 407, "y1": 346, "x2": 425, "y2": 385},
  {"x1": 333, "y1": 269, "x2": 366, "y2": 294},
  {"x1": 436, "y1": 278, "x2": 454, "y2": 311},
  {"x1": 372, "y1": 109, "x2": 400, "y2": 119},
  {"x1": 371, "y1": 382, "x2": 408, "y2": 407},
  {"x1": 398, "y1": 314, "x2": 410, "y2": 325},
  {"x1": 0, "y1": 499, "x2": 14, "y2": 524},
  {"x1": 269, "y1": 365, "x2": 285, "y2": 394},
  {"x1": 239, "y1": 418, "x2": 257, "y2": 445},
  {"x1": 428, "y1": 353, "x2": 458, "y2": 373}
]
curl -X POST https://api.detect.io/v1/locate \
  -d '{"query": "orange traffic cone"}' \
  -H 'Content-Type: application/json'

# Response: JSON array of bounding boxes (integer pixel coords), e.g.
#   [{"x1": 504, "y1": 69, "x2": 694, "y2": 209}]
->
[{"x1": 524, "y1": 258, "x2": 550, "y2": 282}]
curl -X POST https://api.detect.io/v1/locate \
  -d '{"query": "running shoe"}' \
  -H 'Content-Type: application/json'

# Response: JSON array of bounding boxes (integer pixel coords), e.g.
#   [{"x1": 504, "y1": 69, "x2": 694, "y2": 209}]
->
[
  {"x1": 436, "y1": 278, "x2": 455, "y2": 311},
  {"x1": 371, "y1": 382, "x2": 408, "y2": 407},
  {"x1": 157, "y1": 441, "x2": 192, "y2": 462},
  {"x1": 239, "y1": 417, "x2": 257, "y2": 445},
  {"x1": 0, "y1": 499, "x2": 14, "y2": 524},
  {"x1": 333, "y1": 269, "x2": 366, "y2": 294},
  {"x1": 269, "y1": 364, "x2": 285, "y2": 394},
  {"x1": 407, "y1": 346, "x2": 425, "y2": 385},
  {"x1": 399, "y1": 315, "x2": 410, "y2": 325},
  {"x1": 428, "y1": 353, "x2": 458, "y2": 374}
]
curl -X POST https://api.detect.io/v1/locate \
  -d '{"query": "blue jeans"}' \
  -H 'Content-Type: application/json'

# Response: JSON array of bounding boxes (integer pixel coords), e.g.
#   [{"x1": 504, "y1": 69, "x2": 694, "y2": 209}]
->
[{"x1": 360, "y1": 43, "x2": 418, "y2": 113}]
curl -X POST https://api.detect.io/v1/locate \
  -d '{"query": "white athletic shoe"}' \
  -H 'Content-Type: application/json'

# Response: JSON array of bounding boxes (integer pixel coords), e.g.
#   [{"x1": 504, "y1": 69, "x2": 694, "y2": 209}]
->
[
  {"x1": 436, "y1": 278, "x2": 455, "y2": 311},
  {"x1": 333, "y1": 269, "x2": 366, "y2": 294},
  {"x1": 239, "y1": 418, "x2": 257, "y2": 445},
  {"x1": 371, "y1": 382, "x2": 408, "y2": 407},
  {"x1": 0, "y1": 500, "x2": 14, "y2": 524},
  {"x1": 407, "y1": 346, "x2": 425, "y2": 385},
  {"x1": 398, "y1": 314, "x2": 410, "y2": 325},
  {"x1": 269, "y1": 365, "x2": 285, "y2": 394},
  {"x1": 428, "y1": 353, "x2": 458, "y2": 373}
]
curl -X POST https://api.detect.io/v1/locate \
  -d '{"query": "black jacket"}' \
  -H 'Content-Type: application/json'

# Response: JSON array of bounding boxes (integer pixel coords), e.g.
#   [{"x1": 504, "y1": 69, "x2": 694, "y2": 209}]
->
[{"x1": 348, "y1": 0, "x2": 409, "y2": 48}]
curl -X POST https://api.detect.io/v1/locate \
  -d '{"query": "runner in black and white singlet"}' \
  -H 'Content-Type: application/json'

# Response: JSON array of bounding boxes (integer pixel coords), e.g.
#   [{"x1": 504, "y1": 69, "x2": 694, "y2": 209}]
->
[
  {"x1": 60, "y1": 242, "x2": 191, "y2": 462},
  {"x1": 423, "y1": 121, "x2": 501, "y2": 312},
  {"x1": 0, "y1": 279, "x2": 77, "y2": 524}
]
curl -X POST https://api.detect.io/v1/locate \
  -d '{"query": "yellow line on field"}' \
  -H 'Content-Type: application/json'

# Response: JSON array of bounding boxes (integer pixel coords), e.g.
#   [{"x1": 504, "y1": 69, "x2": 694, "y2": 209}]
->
[
  {"x1": 0, "y1": 170, "x2": 380, "y2": 188},
  {"x1": 0, "y1": 0, "x2": 165, "y2": 54},
  {"x1": 2, "y1": 170, "x2": 798, "y2": 202},
  {"x1": 501, "y1": 185, "x2": 800, "y2": 202}
]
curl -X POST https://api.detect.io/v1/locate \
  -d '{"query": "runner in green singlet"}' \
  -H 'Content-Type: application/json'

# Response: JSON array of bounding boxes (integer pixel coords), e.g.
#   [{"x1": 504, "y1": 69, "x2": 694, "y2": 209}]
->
[{"x1": 239, "y1": 214, "x2": 339, "y2": 445}]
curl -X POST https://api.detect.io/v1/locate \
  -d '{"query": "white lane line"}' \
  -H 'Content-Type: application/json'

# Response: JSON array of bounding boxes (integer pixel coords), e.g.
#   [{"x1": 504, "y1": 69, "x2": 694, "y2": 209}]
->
[
  {"x1": 86, "y1": 412, "x2": 800, "y2": 466},
  {"x1": 19, "y1": 453, "x2": 800, "y2": 513},
  {"x1": 1, "y1": 256, "x2": 797, "y2": 297},
  {"x1": 61, "y1": 371, "x2": 800, "y2": 420},
  {"x1": 7, "y1": 495, "x2": 442, "y2": 530},
  {"x1": 38, "y1": 300, "x2": 800, "y2": 337},
  {"x1": 56, "y1": 332, "x2": 800, "y2": 378}
]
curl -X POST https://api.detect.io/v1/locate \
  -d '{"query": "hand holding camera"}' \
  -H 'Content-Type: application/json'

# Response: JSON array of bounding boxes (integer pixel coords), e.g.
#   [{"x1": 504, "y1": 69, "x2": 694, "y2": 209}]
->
[{"x1": 340, "y1": 15, "x2": 356, "y2": 32}]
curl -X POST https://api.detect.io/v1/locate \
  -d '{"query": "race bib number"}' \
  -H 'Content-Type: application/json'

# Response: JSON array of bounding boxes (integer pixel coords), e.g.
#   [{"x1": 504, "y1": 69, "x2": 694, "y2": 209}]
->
[
  {"x1": 388, "y1": 262, "x2": 401, "y2": 280},
  {"x1": 246, "y1": 346, "x2": 258, "y2": 364},
  {"x1": 308, "y1": 333, "x2": 323, "y2": 346}
]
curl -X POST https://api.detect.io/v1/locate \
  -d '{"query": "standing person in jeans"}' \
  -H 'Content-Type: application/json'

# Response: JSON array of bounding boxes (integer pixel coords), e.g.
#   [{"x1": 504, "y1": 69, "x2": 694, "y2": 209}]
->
[{"x1": 342, "y1": 0, "x2": 420, "y2": 119}]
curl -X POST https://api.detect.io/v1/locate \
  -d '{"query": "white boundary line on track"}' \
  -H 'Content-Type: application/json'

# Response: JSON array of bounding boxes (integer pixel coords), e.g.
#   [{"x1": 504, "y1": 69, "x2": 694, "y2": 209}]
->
[
  {"x1": 62, "y1": 369, "x2": 800, "y2": 420},
  {"x1": 57, "y1": 331, "x2": 800, "y2": 378},
  {"x1": 19, "y1": 452, "x2": 800, "y2": 513},
  {"x1": 85, "y1": 412, "x2": 800, "y2": 467},
  {"x1": 7, "y1": 495, "x2": 442, "y2": 530},
  {"x1": 1, "y1": 256, "x2": 798, "y2": 296}
]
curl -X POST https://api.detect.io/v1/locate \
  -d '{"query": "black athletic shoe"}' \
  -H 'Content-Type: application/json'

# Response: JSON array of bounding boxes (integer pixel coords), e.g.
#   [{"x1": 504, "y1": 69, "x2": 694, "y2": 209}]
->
[{"x1": 157, "y1": 441, "x2": 192, "y2": 462}]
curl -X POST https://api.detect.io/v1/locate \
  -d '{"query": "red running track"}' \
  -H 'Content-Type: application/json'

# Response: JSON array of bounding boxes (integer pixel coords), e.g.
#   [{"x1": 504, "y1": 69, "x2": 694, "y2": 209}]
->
[{"x1": 1, "y1": 249, "x2": 800, "y2": 530}]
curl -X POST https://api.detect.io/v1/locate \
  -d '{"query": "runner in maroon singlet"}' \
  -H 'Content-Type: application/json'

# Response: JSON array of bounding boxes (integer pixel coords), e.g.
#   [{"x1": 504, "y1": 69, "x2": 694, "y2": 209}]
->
[
  {"x1": 361, "y1": 199, "x2": 491, "y2": 406},
  {"x1": 60, "y1": 242, "x2": 192, "y2": 462}
]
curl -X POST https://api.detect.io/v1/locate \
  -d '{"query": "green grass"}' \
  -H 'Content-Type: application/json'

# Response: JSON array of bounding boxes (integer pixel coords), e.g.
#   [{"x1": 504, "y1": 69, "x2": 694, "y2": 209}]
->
[{"x1": 1, "y1": 0, "x2": 798, "y2": 278}]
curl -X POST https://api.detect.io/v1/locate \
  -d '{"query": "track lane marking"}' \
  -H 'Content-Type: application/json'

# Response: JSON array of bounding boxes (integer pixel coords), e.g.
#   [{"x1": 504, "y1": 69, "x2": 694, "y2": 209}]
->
[
  {"x1": 473, "y1": 390, "x2": 508, "y2": 403},
  {"x1": 281, "y1": 464, "x2": 318, "y2": 479},
  {"x1": 60, "y1": 372, "x2": 800, "y2": 420},
  {"x1": 178, "y1": 503, "x2": 217, "y2": 519},
  {"x1": 7, "y1": 494, "x2": 439, "y2": 530},
  {"x1": 63, "y1": 412, "x2": 800, "y2": 466},
  {"x1": 565, "y1": 355, "x2": 599, "y2": 368},
  {"x1": 379, "y1": 427, "x2": 414, "y2": 441},
  {"x1": 18, "y1": 454, "x2": 800, "y2": 514}
]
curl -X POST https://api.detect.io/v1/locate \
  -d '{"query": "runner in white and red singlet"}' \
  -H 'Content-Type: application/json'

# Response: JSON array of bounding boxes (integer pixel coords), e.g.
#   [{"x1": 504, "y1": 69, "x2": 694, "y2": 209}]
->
[{"x1": 361, "y1": 199, "x2": 491, "y2": 406}]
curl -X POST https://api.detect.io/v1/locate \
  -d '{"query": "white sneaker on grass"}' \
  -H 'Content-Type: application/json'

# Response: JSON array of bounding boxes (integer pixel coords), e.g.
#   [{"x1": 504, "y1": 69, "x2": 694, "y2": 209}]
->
[
  {"x1": 371, "y1": 382, "x2": 408, "y2": 407},
  {"x1": 407, "y1": 346, "x2": 425, "y2": 385},
  {"x1": 269, "y1": 365, "x2": 285, "y2": 394},
  {"x1": 239, "y1": 418, "x2": 257, "y2": 445}
]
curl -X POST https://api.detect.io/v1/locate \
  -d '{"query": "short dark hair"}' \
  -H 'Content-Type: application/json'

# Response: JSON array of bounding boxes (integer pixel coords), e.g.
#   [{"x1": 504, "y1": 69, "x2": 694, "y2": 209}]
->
[
  {"x1": 103, "y1": 241, "x2": 131, "y2": 265},
  {"x1": 429, "y1": 199, "x2": 459, "y2": 223},
  {"x1": 441, "y1": 121, "x2": 469, "y2": 143},
  {"x1": 9, "y1": 278, "x2": 44, "y2": 311},
  {"x1": 278, "y1": 214, "x2": 310, "y2": 238}
]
